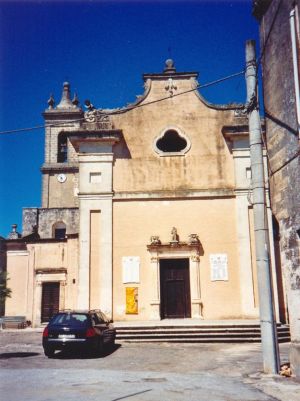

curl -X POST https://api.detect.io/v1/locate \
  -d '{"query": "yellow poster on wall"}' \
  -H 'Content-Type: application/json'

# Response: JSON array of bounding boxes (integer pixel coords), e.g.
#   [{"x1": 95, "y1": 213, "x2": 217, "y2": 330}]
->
[{"x1": 126, "y1": 287, "x2": 138, "y2": 314}]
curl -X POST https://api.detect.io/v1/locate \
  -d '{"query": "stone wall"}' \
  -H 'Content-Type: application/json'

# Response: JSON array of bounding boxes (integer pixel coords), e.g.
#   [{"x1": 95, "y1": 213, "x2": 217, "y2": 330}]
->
[
  {"x1": 22, "y1": 208, "x2": 79, "y2": 239},
  {"x1": 254, "y1": 0, "x2": 300, "y2": 376}
]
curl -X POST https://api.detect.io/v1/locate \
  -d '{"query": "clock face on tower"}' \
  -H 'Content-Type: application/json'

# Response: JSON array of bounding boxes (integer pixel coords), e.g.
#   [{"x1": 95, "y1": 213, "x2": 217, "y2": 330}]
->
[{"x1": 57, "y1": 173, "x2": 67, "y2": 183}]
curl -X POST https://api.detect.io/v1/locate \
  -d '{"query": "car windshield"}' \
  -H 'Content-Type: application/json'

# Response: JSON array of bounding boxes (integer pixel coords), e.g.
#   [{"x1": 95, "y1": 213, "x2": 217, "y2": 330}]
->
[{"x1": 50, "y1": 313, "x2": 89, "y2": 327}]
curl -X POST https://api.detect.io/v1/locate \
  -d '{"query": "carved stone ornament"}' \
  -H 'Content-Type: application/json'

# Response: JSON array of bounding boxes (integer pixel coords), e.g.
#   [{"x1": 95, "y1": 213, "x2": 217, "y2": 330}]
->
[
  {"x1": 234, "y1": 108, "x2": 247, "y2": 117},
  {"x1": 84, "y1": 110, "x2": 113, "y2": 129},
  {"x1": 150, "y1": 236, "x2": 161, "y2": 245},
  {"x1": 165, "y1": 78, "x2": 177, "y2": 96},
  {"x1": 191, "y1": 254, "x2": 200, "y2": 262},
  {"x1": 150, "y1": 256, "x2": 158, "y2": 263},
  {"x1": 188, "y1": 234, "x2": 200, "y2": 245},
  {"x1": 170, "y1": 227, "x2": 179, "y2": 243}
]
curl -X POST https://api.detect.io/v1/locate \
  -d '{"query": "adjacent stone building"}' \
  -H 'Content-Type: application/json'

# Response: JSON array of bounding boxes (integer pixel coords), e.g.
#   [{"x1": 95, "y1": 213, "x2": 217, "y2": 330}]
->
[
  {"x1": 253, "y1": 0, "x2": 300, "y2": 376},
  {"x1": 4, "y1": 60, "x2": 284, "y2": 329}
]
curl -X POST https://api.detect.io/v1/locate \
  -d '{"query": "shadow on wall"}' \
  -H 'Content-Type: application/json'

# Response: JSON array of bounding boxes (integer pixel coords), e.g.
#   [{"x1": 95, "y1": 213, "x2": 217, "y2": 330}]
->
[{"x1": 113, "y1": 134, "x2": 132, "y2": 159}]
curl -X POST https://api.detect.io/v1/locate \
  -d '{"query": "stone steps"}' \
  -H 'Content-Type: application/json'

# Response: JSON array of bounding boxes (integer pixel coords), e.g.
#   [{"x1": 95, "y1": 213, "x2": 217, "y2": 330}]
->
[{"x1": 115, "y1": 324, "x2": 290, "y2": 343}]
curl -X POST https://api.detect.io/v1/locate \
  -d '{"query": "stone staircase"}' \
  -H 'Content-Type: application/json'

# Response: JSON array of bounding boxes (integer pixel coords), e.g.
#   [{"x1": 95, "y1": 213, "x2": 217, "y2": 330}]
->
[{"x1": 115, "y1": 322, "x2": 290, "y2": 343}]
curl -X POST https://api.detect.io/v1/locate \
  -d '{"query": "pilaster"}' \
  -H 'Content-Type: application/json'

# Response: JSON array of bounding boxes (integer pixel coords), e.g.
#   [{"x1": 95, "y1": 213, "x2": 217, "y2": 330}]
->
[{"x1": 69, "y1": 132, "x2": 120, "y2": 317}]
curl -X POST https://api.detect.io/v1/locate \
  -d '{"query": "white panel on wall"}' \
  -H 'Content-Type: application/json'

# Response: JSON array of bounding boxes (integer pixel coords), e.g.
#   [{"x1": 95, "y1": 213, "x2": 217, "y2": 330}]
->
[
  {"x1": 209, "y1": 254, "x2": 228, "y2": 281},
  {"x1": 122, "y1": 256, "x2": 140, "y2": 283}
]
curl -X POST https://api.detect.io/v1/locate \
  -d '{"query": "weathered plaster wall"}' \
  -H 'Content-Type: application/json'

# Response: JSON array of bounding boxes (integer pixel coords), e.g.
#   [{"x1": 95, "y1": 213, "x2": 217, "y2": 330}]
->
[
  {"x1": 112, "y1": 198, "x2": 244, "y2": 321},
  {"x1": 112, "y1": 82, "x2": 236, "y2": 194}
]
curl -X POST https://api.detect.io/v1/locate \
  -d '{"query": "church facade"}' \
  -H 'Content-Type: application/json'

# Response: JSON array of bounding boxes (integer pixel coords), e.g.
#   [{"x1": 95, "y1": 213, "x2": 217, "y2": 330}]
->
[{"x1": 4, "y1": 60, "x2": 283, "y2": 327}]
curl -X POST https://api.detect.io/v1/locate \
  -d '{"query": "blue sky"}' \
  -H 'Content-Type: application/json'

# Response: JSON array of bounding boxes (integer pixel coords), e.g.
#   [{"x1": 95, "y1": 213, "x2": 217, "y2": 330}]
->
[{"x1": 0, "y1": 0, "x2": 259, "y2": 237}]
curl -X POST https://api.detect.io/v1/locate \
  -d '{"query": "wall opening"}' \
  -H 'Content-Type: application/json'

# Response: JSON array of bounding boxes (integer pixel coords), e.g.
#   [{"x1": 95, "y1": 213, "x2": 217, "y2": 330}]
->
[
  {"x1": 156, "y1": 129, "x2": 187, "y2": 153},
  {"x1": 57, "y1": 133, "x2": 68, "y2": 163},
  {"x1": 53, "y1": 221, "x2": 66, "y2": 240}
]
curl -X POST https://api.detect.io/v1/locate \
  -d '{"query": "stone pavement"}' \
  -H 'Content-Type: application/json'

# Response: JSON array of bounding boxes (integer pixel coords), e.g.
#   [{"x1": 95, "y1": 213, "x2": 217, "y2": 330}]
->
[{"x1": 0, "y1": 329, "x2": 299, "y2": 401}]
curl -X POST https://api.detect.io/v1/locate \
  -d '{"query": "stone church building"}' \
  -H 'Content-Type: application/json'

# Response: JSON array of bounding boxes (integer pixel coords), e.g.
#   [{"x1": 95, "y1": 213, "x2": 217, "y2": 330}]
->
[{"x1": 4, "y1": 60, "x2": 284, "y2": 327}]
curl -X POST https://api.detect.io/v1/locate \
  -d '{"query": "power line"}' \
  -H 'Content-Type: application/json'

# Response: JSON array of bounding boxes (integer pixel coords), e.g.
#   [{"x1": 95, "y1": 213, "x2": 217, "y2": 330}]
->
[
  {"x1": 105, "y1": 69, "x2": 245, "y2": 115},
  {"x1": 0, "y1": 69, "x2": 245, "y2": 135},
  {"x1": 0, "y1": 118, "x2": 86, "y2": 135}
]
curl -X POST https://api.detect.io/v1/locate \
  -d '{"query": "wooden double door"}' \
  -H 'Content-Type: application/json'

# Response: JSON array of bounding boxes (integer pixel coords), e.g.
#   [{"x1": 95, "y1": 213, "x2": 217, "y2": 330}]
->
[
  {"x1": 160, "y1": 258, "x2": 191, "y2": 319},
  {"x1": 41, "y1": 282, "x2": 60, "y2": 323}
]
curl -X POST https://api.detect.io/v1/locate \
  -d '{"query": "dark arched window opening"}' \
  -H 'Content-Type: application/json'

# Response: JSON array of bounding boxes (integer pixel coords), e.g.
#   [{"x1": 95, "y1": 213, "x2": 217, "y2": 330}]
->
[
  {"x1": 156, "y1": 130, "x2": 187, "y2": 153},
  {"x1": 53, "y1": 222, "x2": 66, "y2": 240},
  {"x1": 57, "y1": 133, "x2": 68, "y2": 163}
]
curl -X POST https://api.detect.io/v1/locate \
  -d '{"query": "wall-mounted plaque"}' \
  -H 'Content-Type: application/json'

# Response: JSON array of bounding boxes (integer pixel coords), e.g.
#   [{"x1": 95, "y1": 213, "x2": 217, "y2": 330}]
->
[
  {"x1": 122, "y1": 256, "x2": 140, "y2": 283},
  {"x1": 209, "y1": 254, "x2": 228, "y2": 281}
]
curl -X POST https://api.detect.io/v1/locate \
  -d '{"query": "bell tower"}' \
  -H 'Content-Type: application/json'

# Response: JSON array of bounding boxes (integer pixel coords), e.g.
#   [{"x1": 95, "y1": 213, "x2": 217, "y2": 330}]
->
[{"x1": 42, "y1": 82, "x2": 83, "y2": 209}]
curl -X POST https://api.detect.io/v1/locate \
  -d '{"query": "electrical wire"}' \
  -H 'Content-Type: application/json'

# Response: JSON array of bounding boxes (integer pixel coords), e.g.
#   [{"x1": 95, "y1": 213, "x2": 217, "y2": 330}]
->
[
  {"x1": 0, "y1": 118, "x2": 85, "y2": 135},
  {"x1": 0, "y1": 69, "x2": 245, "y2": 135}
]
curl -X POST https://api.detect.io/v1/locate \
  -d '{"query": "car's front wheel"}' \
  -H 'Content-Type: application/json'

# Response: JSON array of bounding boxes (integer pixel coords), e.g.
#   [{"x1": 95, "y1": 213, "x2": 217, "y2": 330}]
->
[{"x1": 44, "y1": 347, "x2": 55, "y2": 358}]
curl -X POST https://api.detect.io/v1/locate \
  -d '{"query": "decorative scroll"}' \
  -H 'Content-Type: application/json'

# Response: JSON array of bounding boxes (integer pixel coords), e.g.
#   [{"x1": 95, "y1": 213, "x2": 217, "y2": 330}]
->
[
  {"x1": 191, "y1": 254, "x2": 200, "y2": 262},
  {"x1": 84, "y1": 110, "x2": 113, "y2": 129},
  {"x1": 188, "y1": 234, "x2": 200, "y2": 245},
  {"x1": 126, "y1": 287, "x2": 138, "y2": 314}
]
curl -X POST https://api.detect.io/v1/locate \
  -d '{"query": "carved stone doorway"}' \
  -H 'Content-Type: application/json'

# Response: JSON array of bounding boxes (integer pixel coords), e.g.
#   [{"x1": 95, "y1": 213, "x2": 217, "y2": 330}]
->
[{"x1": 160, "y1": 258, "x2": 191, "y2": 319}]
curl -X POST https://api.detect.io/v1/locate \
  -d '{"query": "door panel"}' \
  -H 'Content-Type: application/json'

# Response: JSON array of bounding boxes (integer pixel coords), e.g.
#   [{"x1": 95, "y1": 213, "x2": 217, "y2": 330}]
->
[
  {"x1": 41, "y1": 282, "x2": 60, "y2": 323},
  {"x1": 160, "y1": 259, "x2": 191, "y2": 319}
]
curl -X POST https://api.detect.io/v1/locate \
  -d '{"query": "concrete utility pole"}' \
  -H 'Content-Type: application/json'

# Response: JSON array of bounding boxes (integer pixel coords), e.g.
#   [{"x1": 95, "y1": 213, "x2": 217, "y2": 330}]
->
[{"x1": 245, "y1": 40, "x2": 280, "y2": 374}]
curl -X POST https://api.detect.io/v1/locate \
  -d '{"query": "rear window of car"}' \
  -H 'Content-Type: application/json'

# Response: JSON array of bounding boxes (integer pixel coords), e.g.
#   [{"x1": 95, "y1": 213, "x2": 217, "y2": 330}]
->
[{"x1": 50, "y1": 313, "x2": 89, "y2": 326}]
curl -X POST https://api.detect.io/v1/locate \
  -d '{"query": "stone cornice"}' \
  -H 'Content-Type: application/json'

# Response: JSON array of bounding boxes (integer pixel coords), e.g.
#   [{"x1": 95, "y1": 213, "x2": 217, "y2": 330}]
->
[
  {"x1": 68, "y1": 130, "x2": 121, "y2": 151},
  {"x1": 35, "y1": 267, "x2": 67, "y2": 274},
  {"x1": 113, "y1": 189, "x2": 236, "y2": 200},
  {"x1": 41, "y1": 163, "x2": 79, "y2": 173},
  {"x1": 42, "y1": 109, "x2": 84, "y2": 121},
  {"x1": 143, "y1": 71, "x2": 199, "y2": 80},
  {"x1": 147, "y1": 241, "x2": 203, "y2": 253}
]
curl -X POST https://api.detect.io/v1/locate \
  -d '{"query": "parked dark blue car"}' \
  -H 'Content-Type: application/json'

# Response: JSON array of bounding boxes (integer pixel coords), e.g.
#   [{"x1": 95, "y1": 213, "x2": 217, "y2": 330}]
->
[{"x1": 42, "y1": 310, "x2": 116, "y2": 357}]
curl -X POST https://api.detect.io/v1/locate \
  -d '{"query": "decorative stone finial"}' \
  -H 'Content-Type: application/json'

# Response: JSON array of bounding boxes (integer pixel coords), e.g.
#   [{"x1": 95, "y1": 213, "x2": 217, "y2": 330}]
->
[
  {"x1": 150, "y1": 236, "x2": 161, "y2": 245},
  {"x1": 47, "y1": 93, "x2": 55, "y2": 109},
  {"x1": 7, "y1": 224, "x2": 21, "y2": 240},
  {"x1": 56, "y1": 82, "x2": 76, "y2": 109},
  {"x1": 72, "y1": 92, "x2": 80, "y2": 107},
  {"x1": 188, "y1": 233, "x2": 200, "y2": 245},
  {"x1": 164, "y1": 59, "x2": 176, "y2": 73}
]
